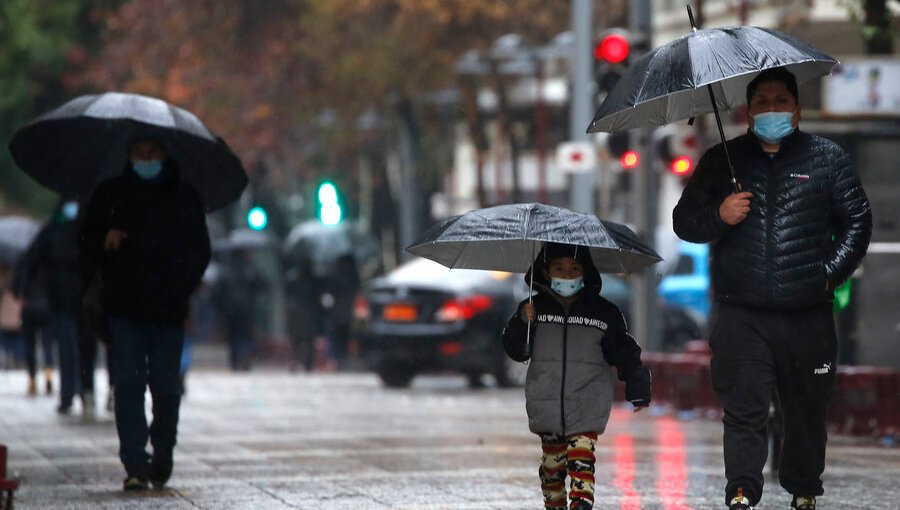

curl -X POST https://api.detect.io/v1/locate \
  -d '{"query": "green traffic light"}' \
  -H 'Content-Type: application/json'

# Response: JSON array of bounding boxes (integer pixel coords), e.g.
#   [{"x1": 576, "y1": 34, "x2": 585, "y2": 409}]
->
[
  {"x1": 317, "y1": 182, "x2": 342, "y2": 225},
  {"x1": 247, "y1": 206, "x2": 268, "y2": 230}
]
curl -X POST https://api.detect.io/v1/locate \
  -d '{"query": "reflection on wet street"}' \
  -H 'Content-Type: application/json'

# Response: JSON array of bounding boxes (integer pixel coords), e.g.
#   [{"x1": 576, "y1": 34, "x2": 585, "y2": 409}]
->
[{"x1": 1, "y1": 368, "x2": 898, "y2": 509}]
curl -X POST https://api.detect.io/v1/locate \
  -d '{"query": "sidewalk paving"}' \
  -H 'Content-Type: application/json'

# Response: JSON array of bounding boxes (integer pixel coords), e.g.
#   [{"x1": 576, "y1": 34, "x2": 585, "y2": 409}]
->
[{"x1": 1, "y1": 343, "x2": 899, "y2": 509}]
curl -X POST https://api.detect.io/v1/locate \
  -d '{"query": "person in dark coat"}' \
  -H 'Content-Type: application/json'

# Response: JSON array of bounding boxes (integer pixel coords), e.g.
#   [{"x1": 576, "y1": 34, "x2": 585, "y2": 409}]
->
[
  {"x1": 673, "y1": 67, "x2": 872, "y2": 510},
  {"x1": 285, "y1": 255, "x2": 323, "y2": 372},
  {"x1": 502, "y1": 242, "x2": 650, "y2": 510},
  {"x1": 12, "y1": 243, "x2": 53, "y2": 397},
  {"x1": 79, "y1": 136, "x2": 211, "y2": 492},
  {"x1": 218, "y1": 247, "x2": 265, "y2": 371},
  {"x1": 13, "y1": 200, "x2": 84, "y2": 414},
  {"x1": 323, "y1": 253, "x2": 360, "y2": 369}
]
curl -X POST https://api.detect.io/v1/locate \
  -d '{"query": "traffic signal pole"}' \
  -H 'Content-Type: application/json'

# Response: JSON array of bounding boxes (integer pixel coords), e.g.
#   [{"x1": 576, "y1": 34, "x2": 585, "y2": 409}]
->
[
  {"x1": 629, "y1": 0, "x2": 662, "y2": 352},
  {"x1": 568, "y1": 0, "x2": 594, "y2": 214}
]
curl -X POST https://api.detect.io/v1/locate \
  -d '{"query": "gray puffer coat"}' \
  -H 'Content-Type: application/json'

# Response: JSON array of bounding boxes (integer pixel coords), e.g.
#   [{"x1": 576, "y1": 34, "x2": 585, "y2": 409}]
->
[
  {"x1": 502, "y1": 244, "x2": 650, "y2": 436},
  {"x1": 673, "y1": 129, "x2": 871, "y2": 310}
]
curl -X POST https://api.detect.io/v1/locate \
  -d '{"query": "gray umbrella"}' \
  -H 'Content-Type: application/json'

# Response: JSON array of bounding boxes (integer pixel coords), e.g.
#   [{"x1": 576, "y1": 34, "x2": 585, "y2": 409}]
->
[
  {"x1": 8, "y1": 92, "x2": 247, "y2": 211},
  {"x1": 406, "y1": 203, "x2": 661, "y2": 274},
  {"x1": 0, "y1": 216, "x2": 41, "y2": 266},
  {"x1": 587, "y1": 7, "x2": 838, "y2": 191}
]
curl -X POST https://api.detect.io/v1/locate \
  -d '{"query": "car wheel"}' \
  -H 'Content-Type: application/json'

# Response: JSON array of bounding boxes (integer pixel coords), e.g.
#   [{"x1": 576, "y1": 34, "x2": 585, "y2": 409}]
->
[
  {"x1": 377, "y1": 363, "x2": 415, "y2": 388},
  {"x1": 494, "y1": 354, "x2": 527, "y2": 387}
]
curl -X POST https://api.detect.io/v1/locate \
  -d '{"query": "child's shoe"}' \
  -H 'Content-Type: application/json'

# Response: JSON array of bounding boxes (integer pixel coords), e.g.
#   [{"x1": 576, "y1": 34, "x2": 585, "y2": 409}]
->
[
  {"x1": 570, "y1": 501, "x2": 592, "y2": 510},
  {"x1": 791, "y1": 496, "x2": 815, "y2": 509}
]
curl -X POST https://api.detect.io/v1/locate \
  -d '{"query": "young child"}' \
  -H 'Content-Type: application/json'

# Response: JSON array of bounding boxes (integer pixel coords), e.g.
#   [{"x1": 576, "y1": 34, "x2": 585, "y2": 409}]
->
[{"x1": 502, "y1": 242, "x2": 651, "y2": 510}]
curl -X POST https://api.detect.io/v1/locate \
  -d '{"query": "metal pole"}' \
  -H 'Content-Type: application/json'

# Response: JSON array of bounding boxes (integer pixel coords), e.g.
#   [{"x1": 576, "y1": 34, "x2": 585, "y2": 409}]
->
[
  {"x1": 568, "y1": 0, "x2": 594, "y2": 213},
  {"x1": 629, "y1": 0, "x2": 661, "y2": 351}
]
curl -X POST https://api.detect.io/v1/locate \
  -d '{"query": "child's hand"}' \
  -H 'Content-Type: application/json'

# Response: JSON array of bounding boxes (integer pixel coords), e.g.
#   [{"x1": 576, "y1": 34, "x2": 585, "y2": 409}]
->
[{"x1": 521, "y1": 303, "x2": 536, "y2": 322}]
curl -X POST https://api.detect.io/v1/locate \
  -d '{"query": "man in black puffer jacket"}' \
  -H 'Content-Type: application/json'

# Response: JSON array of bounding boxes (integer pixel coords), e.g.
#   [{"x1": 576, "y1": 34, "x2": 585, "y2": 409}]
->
[
  {"x1": 673, "y1": 67, "x2": 871, "y2": 510},
  {"x1": 80, "y1": 135, "x2": 211, "y2": 492}
]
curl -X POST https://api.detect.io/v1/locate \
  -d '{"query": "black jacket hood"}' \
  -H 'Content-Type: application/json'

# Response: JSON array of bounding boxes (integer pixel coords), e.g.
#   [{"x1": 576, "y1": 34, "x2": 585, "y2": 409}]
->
[{"x1": 524, "y1": 242, "x2": 603, "y2": 292}]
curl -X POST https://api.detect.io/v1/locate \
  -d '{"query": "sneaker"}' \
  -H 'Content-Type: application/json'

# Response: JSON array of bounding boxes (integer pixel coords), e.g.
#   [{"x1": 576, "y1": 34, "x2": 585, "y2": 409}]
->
[
  {"x1": 729, "y1": 490, "x2": 754, "y2": 510},
  {"x1": 149, "y1": 453, "x2": 173, "y2": 489},
  {"x1": 791, "y1": 496, "x2": 816, "y2": 509},
  {"x1": 27, "y1": 377, "x2": 37, "y2": 396},
  {"x1": 570, "y1": 501, "x2": 592, "y2": 510},
  {"x1": 123, "y1": 475, "x2": 149, "y2": 491}
]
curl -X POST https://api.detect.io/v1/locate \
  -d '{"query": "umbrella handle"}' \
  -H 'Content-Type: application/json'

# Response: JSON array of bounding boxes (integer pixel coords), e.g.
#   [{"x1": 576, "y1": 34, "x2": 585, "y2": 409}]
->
[{"x1": 526, "y1": 261, "x2": 535, "y2": 358}]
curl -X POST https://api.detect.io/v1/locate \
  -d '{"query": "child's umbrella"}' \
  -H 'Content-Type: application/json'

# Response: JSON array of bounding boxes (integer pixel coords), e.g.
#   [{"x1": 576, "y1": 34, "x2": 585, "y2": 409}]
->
[{"x1": 406, "y1": 202, "x2": 663, "y2": 354}]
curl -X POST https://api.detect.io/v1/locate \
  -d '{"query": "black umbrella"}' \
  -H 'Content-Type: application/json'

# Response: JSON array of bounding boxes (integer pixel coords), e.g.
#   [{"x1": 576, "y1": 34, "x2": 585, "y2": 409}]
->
[
  {"x1": 407, "y1": 203, "x2": 661, "y2": 274},
  {"x1": 8, "y1": 92, "x2": 247, "y2": 211},
  {"x1": 587, "y1": 7, "x2": 838, "y2": 192}
]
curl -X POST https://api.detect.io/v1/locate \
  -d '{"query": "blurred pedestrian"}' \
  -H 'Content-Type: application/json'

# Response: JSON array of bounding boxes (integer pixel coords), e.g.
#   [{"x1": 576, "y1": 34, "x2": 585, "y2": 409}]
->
[
  {"x1": 0, "y1": 261, "x2": 25, "y2": 369},
  {"x1": 13, "y1": 200, "x2": 85, "y2": 413},
  {"x1": 215, "y1": 248, "x2": 264, "y2": 371},
  {"x1": 80, "y1": 136, "x2": 210, "y2": 491},
  {"x1": 285, "y1": 255, "x2": 323, "y2": 372},
  {"x1": 502, "y1": 243, "x2": 651, "y2": 510},
  {"x1": 323, "y1": 253, "x2": 360, "y2": 369},
  {"x1": 673, "y1": 67, "x2": 872, "y2": 510},
  {"x1": 11, "y1": 252, "x2": 53, "y2": 396}
]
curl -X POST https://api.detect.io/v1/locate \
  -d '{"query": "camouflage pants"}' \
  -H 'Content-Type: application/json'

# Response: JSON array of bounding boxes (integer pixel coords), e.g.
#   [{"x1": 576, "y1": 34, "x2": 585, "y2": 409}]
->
[{"x1": 538, "y1": 432, "x2": 597, "y2": 509}]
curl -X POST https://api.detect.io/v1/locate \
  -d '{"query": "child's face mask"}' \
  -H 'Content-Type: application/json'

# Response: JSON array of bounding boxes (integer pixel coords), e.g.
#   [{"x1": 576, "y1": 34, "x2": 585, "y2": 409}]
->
[{"x1": 551, "y1": 276, "x2": 584, "y2": 297}]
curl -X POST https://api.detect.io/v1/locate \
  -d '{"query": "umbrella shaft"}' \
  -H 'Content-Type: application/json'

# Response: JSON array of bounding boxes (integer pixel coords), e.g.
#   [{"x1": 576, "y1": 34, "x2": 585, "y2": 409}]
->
[{"x1": 705, "y1": 85, "x2": 741, "y2": 193}]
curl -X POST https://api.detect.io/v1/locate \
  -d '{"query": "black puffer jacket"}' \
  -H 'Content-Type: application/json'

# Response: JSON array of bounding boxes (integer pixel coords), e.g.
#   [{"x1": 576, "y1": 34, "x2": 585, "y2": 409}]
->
[{"x1": 673, "y1": 129, "x2": 871, "y2": 310}]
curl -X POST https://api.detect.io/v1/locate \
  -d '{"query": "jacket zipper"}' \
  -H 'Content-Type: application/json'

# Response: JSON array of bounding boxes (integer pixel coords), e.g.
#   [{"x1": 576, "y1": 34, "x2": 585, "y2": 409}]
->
[
  {"x1": 765, "y1": 155, "x2": 777, "y2": 304},
  {"x1": 559, "y1": 310, "x2": 569, "y2": 436}
]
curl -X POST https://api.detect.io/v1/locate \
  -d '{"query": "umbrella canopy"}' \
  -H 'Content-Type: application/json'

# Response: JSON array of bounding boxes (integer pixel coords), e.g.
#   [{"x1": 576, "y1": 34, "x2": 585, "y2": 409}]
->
[
  {"x1": 406, "y1": 203, "x2": 662, "y2": 274},
  {"x1": 587, "y1": 25, "x2": 838, "y2": 133},
  {"x1": 0, "y1": 216, "x2": 41, "y2": 266},
  {"x1": 283, "y1": 220, "x2": 380, "y2": 278},
  {"x1": 8, "y1": 92, "x2": 247, "y2": 212},
  {"x1": 211, "y1": 228, "x2": 275, "y2": 252}
]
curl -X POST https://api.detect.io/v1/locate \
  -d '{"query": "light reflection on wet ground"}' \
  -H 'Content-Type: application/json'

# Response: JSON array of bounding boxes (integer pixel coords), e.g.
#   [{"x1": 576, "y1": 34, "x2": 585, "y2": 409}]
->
[{"x1": 1, "y1": 369, "x2": 897, "y2": 509}]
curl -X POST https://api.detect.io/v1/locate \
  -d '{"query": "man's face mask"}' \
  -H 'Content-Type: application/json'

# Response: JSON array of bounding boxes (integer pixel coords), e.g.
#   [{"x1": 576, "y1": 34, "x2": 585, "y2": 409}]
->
[
  {"x1": 551, "y1": 277, "x2": 584, "y2": 297},
  {"x1": 62, "y1": 201, "x2": 78, "y2": 220},
  {"x1": 752, "y1": 110, "x2": 796, "y2": 144},
  {"x1": 132, "y1": 160, "x2": 163, "y2": 180}
]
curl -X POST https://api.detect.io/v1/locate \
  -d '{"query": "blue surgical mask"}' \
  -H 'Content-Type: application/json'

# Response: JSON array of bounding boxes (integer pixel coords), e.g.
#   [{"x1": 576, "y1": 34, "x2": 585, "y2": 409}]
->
[
  {"x1": 62, "y1": 201, "x2": 79, "y2": 220},
  {"x1": 551, "y1": 277, "x2": 584, "y2": 297},
  {"x1": 132, "y1": 160, "x2": 163, "y2": 180},
  {"x1": 752, "y1": 111, "x2": 796, "y2": 144}
]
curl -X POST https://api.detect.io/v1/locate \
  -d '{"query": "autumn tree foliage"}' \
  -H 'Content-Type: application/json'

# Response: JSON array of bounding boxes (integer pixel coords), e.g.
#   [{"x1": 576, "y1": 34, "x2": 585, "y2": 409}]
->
[{"x1": 76, "y1": 1, "x2": 570, "y2": 181}]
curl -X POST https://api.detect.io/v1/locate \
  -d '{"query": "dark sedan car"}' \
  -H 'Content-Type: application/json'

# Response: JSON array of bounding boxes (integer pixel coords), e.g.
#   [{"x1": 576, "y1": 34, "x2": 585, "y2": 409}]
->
[
  {"x1": 356, "y1": 257, "x2": 701, "y2": 388},
  {"x1": 355, "y1": 258, "x2": 528, "y2": 388}
]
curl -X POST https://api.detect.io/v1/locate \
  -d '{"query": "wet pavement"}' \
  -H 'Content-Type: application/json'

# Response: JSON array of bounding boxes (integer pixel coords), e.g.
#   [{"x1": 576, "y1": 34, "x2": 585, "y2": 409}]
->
[{"x1": 1, "y1": 351, "x2": 899, "y2": 509}]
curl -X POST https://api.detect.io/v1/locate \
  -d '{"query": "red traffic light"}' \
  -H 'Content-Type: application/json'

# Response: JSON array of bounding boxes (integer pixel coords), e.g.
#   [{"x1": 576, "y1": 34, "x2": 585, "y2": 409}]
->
[
  {"x1": 670, "y1": 156, "x2": 694, "y2": 175},
  {"x1": 620, "y1": 150, "x2": 640, "y2": 169},
  {"x1": 594, "y1": 33, "x2": 630, "y2": 64}
]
